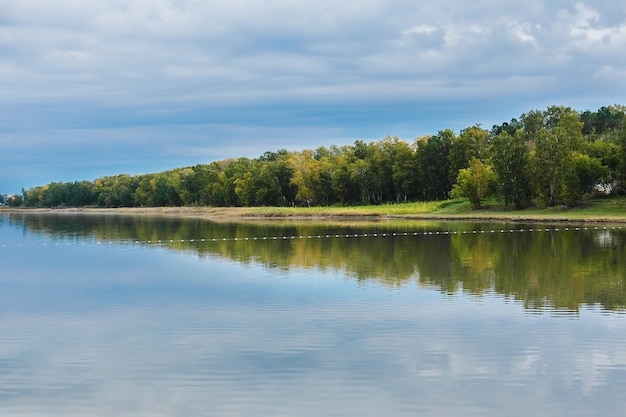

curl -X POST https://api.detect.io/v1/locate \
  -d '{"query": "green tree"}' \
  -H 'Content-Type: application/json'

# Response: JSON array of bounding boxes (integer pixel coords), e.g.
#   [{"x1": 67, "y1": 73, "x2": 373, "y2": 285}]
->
[
  {"x1": 234, "y1": 170, "x2": 260, "y2": 206},
  {"x1": 531, "y1": 108, "x2": 584, "y2": 206},
  {"x1": 330, "y1": 148, "x2": 361, "y2": 205},
  {"x1": 416, "y1": 130, "x2": 454, "y2": 200},
  {"x1": 132, "y1": 175, "x2": 154, "y2": 207},
  {"x1": 256, "y1": 150, "x2": 296, "y2": 206},
  {"x1": 451, "y1": 158, "x2": 497, "y2": 209},
  {"x1": 490, "y1": 118, "x2": 522, "y2": 137},
  {"x1": 520, "y1": 110, "x2": 544, "y2": 142},
  {"x1": 388, "y1": 138, "x2": 418, "y2": 202},
  {"x1": 449, "y1": 125, "x2": 488, "y2": 182},
  {"x1": 7, "y1": 194, "x2": 23, "y2": 207},
  {"x1": 561, "y1": 153, "x2": 609, "y2": 205},
  {"x1": 288, "y1": 150, "x2": 320, "y2": 206},
  {"x1": 25, "y1": 186, "x2": 45, "y2": 207},
  {"x1": 66, "y1": 180, "x2": 96, "y2": 207},
  {"x1": 489, "y1": 130, "x2": 531, "y2": 208},
  {"x1": 584, "y1": 140, "x2": 620, "y2": 193},
  {"x1": 314, "y1": 148, "x2": 340, "y2": 205},
  {"x1": 41, "y1": 182, "x2": 68, "y2": 207},
  {"x1": 177, "y1": 167, "x2": 198, "y2": 206},
  {"x1": 574, "y1": 153, "x2": 610, "y2": 195},
  {"x1": 94, "y1": 174, "x2": 139, "y2": 207},
  {"x1": 203, "y1": 161, "x2": 235, "y2": 206},
  {"x1": 222, "y1": 158, "x2": 254, "y2": 206},
  {"x1": 617, "y1": 122, "x2": 626, "y2": 189}
]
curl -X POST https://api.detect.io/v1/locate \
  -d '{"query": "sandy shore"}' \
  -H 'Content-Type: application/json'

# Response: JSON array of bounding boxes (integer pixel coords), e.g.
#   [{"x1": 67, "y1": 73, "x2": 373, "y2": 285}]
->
[
  {"x1": 1, "y1": 206, "x2": 257, "y2": 221},
  {"x1": 1, "y1": 206, "x2": 394, "y2": 224},
  {"x1": 3, "y1": 206, "x2": 626, "y2": 224}
]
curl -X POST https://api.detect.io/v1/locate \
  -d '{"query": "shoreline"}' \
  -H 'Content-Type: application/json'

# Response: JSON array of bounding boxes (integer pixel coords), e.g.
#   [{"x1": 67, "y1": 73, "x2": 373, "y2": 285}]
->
[{"x1": 3, "y1": 206, "x2": 626, "y2": 224}]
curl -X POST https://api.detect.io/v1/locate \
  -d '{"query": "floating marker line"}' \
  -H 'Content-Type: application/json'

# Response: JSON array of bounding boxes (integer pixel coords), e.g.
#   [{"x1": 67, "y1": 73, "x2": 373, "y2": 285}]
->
[{"x1": 1, "y1": 225, "x2": 623, "y2": 248}]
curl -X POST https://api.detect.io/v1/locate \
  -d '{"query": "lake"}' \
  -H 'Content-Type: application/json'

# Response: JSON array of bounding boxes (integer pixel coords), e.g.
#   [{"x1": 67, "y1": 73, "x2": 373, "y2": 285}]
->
[{"x1": 1, "y1": 212, "x2": 625, "y2": 416}]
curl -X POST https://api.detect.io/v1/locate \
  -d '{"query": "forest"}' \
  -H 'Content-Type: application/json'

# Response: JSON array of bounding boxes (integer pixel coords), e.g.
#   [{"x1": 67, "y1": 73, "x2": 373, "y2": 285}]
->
[{"x1": 13, "y1": 104, "x2": 626, "y2": 210}]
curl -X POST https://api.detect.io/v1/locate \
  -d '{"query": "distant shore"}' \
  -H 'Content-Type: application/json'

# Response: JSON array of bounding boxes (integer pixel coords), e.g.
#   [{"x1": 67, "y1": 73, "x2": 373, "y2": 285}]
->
[
  {"x1": 3, "y1": 203, "x2": 626, "y2": 224},
  {"x1": 1, "y1": 206, "x2": 257, "y2": 222}
]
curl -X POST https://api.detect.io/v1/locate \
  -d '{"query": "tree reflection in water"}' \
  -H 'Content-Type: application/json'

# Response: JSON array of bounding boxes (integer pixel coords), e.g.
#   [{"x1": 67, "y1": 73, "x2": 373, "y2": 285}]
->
[{"x1": 8, "y1": 212, "x2": 626, "y2": 313}]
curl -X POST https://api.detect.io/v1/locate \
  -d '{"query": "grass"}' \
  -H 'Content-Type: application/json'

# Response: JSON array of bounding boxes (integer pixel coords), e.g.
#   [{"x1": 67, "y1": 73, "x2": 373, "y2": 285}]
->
[
  {"x1": 467, "y1": 196, "x2": 626, "y2": 218},
  {"x1": 243, "y1": 200, "x2": 464, "y2": 217},
  {"x1": 240, "y1": 195, "x2": 626, "y2": 222},
  {"x1": 4, "y1": 195, "x2": 626, "y2": 223}
]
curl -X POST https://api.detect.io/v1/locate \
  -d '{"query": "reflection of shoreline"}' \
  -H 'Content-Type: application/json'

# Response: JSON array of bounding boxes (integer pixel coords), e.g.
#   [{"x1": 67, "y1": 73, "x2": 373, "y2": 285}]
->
[
  {"x1": 3, "y1": 206, "x2": 626, "y2": 225},
  {"x1": 6, "y1": 212, "x2": 626, "y2": 312}
]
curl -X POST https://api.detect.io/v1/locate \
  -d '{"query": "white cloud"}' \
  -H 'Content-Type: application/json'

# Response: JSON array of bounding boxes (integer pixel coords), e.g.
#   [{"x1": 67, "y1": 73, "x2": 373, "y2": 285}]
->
[
  {"x1": 404, "y1": 24, "x2": 438, "y2": 36},
  {"x1": 2, "y1": 0, "x2": 625, "y2": 106},
  {"x1": 508, "y1": 21, "x2": 539, "y2": 44},
  {"x1": 565, "y1": 3, "x2": 626, "y2": 46},
  {"x1": 1, "y1": 0, "x2": 626, "y2": 191}
]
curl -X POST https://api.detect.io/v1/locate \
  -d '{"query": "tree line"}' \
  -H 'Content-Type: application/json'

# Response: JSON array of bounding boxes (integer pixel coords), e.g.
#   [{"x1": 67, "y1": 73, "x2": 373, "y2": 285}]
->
[{"x1": 17, "y1": 104, "x2": 626, "y2": 210}]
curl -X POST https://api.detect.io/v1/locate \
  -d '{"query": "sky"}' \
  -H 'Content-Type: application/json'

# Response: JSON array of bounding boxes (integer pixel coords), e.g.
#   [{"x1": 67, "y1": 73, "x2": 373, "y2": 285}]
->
[{"x1": 1, "y1": 0, "x2": 626, "y2": 193}]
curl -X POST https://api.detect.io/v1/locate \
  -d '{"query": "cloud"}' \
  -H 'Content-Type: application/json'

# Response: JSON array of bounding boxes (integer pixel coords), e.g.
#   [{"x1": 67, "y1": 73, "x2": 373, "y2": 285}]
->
[
  {"x1": 566, "y1": 3, "x2": 626, "y2": 50},
  {"x1": 1, "y1": 1, "x2": 626, "y2": 191},
  {"x1": 3, "y1": 1, "x2": 625, "y2": 107}
]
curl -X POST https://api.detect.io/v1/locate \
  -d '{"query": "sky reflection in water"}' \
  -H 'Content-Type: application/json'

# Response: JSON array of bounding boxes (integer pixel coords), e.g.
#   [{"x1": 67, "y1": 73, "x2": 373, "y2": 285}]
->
[{"x1": 0, "y1": 214, "x2": 625, "y2": 416}]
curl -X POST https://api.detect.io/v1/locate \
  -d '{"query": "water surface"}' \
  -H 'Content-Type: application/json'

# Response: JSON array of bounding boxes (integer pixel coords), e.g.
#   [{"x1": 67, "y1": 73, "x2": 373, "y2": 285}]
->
[{"x1": 1, "y1": 213, "x2": 625, "y2": 416}]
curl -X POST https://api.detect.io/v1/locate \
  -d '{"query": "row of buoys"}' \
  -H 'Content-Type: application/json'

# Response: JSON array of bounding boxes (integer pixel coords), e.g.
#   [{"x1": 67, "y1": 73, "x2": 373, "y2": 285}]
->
[{"x1": 1, "y1": 225, "x2": 623, "y2": 248}]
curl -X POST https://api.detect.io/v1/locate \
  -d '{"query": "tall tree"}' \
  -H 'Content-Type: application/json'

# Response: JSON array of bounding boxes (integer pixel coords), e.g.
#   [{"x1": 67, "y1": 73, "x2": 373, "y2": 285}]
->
[
  {"x1": 256, "y1": 150, "x2": 297, "y2": 206},
  {"x1": 616, "y1": 120, "x2": 626, "y2": 188},
  {"x1": 531, "y1": 109, "x2": 583, "y2": 206},
  {"x1": 288, "y1": 150, "x2": 320, "y2": 206},
  {"x1": 330, "y1": 148, "x2": 361, "y2": 205},
  {"x1": 449, "y1": 125, "x2": 489, "y2": 183},
  {"x1": 388, "y1": 138, "x2": 418, "y2": 203},
  {"x1": 224, "y1": 158, "x2": 255, "y2": 206},
  {"x1": 520, "y1": 109, "x2": 544, "y2": 142},
  {"x1": 417, "y1": 130, "x2": 454, "y2": 200},
  {"x1": 489, "y1": 130, "x2": 531, "y2": 209}
]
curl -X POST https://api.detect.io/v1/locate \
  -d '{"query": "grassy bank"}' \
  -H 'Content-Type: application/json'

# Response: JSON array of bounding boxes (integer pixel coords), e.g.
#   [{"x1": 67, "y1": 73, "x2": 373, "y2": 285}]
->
[
  {"x1": 3, "y1": 196, "x2": 626, "y2": 223},
  {"x1": 241, "y1": 196, "x2": 626, "y2": 222}
]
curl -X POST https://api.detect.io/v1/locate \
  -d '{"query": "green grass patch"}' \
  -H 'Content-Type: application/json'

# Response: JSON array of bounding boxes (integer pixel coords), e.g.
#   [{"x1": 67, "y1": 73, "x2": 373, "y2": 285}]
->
[
  {"x1": 244, "y1": 199, "x2": 468, "y2": 217},
  {"x1": 433, "y1": 195, "x2": 626, "y2": 221},
  {"x1": 242, "y1": 195, "x2": 626, "y2": 222}
]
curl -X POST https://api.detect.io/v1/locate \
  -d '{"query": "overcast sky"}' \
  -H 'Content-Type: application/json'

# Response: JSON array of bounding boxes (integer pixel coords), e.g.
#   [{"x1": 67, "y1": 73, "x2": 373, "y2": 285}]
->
[{"x1": 1, "y1": 0, "x2": 626, "y2": 193}]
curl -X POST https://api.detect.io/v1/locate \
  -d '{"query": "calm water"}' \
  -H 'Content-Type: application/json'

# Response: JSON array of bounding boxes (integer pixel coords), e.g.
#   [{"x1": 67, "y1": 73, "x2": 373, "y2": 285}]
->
[{"x1": 1, "y1": 212, "x2": 625, "y2": 417}]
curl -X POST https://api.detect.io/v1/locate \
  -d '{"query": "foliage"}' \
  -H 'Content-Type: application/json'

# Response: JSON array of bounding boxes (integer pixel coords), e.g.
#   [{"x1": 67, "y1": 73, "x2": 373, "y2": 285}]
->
[
  {"x1": 451, "y1": 158, "x2": 497, "y2": 209},
  {"x1": 562, "y1": 153, "x2": 610, "y2": 205},
  {"x1": 449, "y1": 125, "x2": 489, "y2": 180},
  {"x1": 16, "y1": 104, "x2": 626, "y2": 211},
  {"x1": 489, "y1": 130, "x2": 531, "y2": 208},
  {"x1": 531, "y1": 107, "x2": 584, "y2": 206},
  {"x1": 417, "y1": 129, "x2": 454, "y2": 201},
  {"x1": 7, "y1": 194, "x2": 23, "y2": 207}
]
